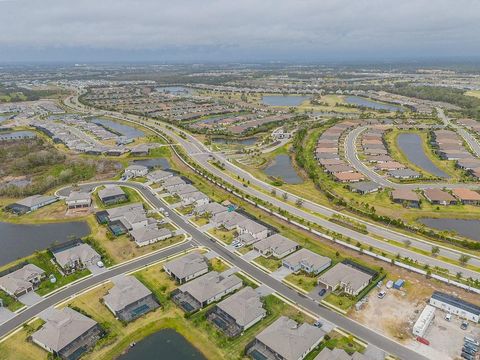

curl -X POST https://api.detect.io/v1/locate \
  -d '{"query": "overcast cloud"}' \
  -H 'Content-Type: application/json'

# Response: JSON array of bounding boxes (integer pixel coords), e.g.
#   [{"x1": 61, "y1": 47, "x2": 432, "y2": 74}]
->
[{"x1": 0, "y1": 0, "x2": 479, "y2": 62}]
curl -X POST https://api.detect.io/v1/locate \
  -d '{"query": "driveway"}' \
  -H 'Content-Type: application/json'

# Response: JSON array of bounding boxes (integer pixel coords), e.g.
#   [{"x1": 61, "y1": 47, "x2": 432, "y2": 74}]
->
[
  {"x1": 270, "y1": 267, "x2": 293, "y2": 281},
  {"x1": 308, "y1": 284, "x2": 329, "y2": 302},
  {"x1": 87, "y1": 264, "x2": 108, "y2": 275},
  {"x1": 18, "y1": 292, "x2": 43, "y2": 306},
  {"x1": 0, "y1": 308, "x2": 15, "y2": 324},
  {"x1": 242, "y1": 250, "x2": 260, "y2": 262}
]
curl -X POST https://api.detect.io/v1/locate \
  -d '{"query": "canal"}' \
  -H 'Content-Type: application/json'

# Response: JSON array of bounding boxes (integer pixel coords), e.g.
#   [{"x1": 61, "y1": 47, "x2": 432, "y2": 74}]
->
[
  {"x1": 91, "y1": 118, "x2": 144, "y2": 139},
  {"x1": 396, "y1": 133, "x2": 450, "y2": 178},
  {"x1": 118, "y1": 329, "x2": 206, "y2": 360},
  {"x1": 0, "y1": 221, "x2": 90, "y2": 266}
]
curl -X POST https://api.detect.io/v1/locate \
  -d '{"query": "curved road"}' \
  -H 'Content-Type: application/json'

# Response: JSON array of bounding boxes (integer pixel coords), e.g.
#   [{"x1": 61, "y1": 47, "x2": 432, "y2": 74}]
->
[
  {"x1": 62, "y1": 95, "x2": 480, "y2": 277},
  {"x1": 57, "y1": 181, "x2": 428, "y2": 360}
]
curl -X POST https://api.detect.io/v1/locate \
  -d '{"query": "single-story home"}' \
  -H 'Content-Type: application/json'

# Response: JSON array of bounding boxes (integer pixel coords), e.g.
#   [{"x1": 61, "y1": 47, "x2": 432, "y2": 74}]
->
[
  {"x1": 317, "y1": 262, "x2": 373, "y2": 296},
  {"x1": 163, "y1": 252, "x2": 209, "y2": 284},
  {"x1": 388, "y1": 169, "x2": 421, "y2": 179},
  {"x1": 423, "y1": 189, "x2": 456, "y2": 206},
  {"x1": 52, "y1": 243, "x2": 101, "y2": 273},
  {"x1": 391, "y1": 189, "x2": 421, "y2": 208},
  {"x1": 6, "y1": 195, "x2": 58, "y2": 215},
  {"x1": 103, "y1": 275, "x2": 159, "y2": 322},
  {"x1": 0, "y1": 263, "x2": 45, "y2": 298},
  {"x1": 253, "y1": 234, "x2": 298, "y2": 259},
  {"x1": 193, "y1": 202, "x2": 228, "y2": 218},
  {"x1": 65, "y1": 191, "x2": 91, "y2": 209},
  {"x1": 32, "y1": 307, "x2": 103, "y2": 360},
  {"x1": 236, "y1": 219, "x2": 269, "y2": 241},
  {"x1": 247, "y1": 316, "x2": 325, "y2": 360},
  {"x1": 130, "y1": 224, "x2": 172, "y2": 247},
  {"x1": 333, "y1": 172, "x2": 365, "y2": 183},
  {"x1": 147, "y1": 169, "x2": 173, "y2": 183},
  {"x1": 349, "y1": 181, "x2": 381, "y2": 195},
  {"x1": 180, "y1": 191, "x2": 210, "y2": 207},
  {"x1": 282, "y1": 249, "x2": 331, "y2": 275},
  {"x1": 124, "y1": 164, "x2": 148, "y2": 178},
  {"x1": 451, "y1": 188, "x2": 480, "y2": 205},
  {"x1": 97, "y1": 186, "x2": 127, "y2": 206}
]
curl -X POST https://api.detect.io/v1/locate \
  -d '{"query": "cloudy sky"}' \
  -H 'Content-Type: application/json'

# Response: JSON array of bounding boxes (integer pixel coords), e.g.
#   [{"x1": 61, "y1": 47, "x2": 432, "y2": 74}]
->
[{"x1": 0, "y1": 0, "x2": 479, "y2": 63}]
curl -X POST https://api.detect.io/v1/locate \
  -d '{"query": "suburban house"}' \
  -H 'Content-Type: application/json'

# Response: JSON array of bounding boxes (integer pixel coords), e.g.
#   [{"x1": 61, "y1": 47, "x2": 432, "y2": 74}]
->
[
  {"x1": 314, "y1": 348, "x2": 371, "y2": 360},
  {"x1": 180, "y1": 191, "x2": 210, "y2": 207},
  {"x1": 129, "y1": 224, "x2": 172, "y2": 247},
  {"x1": 349, "y1": 181, "x2": 381, "y2": 195},
  {"x1": 333, "y1": 171, "x2": 365, "y2": 183},
  {"x1": 6, "y1": 195, "x2": 58, "y2": 215},
  {"x1": 97, "y1": 186, "x2": 127, "y2": 206},
  {"x1": 32, "y1": 307, "x2": 104, "y2": 360},
  {"x1": 451, "y1": 188, "x2": 480, "y2": 205},
  {"x1": 247, "y1": 316, "x2": 325, "y2": 360},
  {"x1": 104, "y1": 203, "x2": 148, "y2": 231},
  {"x1": 207, "y1": 287, "x2": 266, "y2": 337},
  {"x1": 211, "y1": 211, "x2": 248, "y2": 231},
  {"x1": 429, "y1": 291, "x2": 480, "y2": 323},
  {"x1": 236, "y1": 219, "x2": 269, "y2": 241},
  {"x1": 423, "y1": 188, "x2": 456, "y2": 206},
  {"x1": 161, "y1": 176, "x2": 186, "y2": 191},
  {"x1": 317, "y1": 263, "x2": 373, "y2": 296},
  {"x1": 172, "y1": 271, "x2": 243, "y2": 312},
  {"x1": 388, "y1": 169, "x2": 421, "y2": 179},
  {"x1": 171, "y1": 184, "x2": 198, "y2": 196},
  {"x1": 0, "y1": 263, "x2": 45, "y2": 298},
  {"x1": 282, "y1": 248, "x2": 331, "y2": 275},
  {"x1": 193, "y1": 202, "x2": 228, "y2": 218},
  {"x1": 253, "y1": 234, "x2": 298, "y2": 259},
  {"x1": 65, "y1": 191, "x2": 91, "y2": 209},
  {"x1": 391, "y1": 189, "x2": 421, "y2": 208},
  {"x1": 124, "y1": 164, "x2": 148, "y2": 178},
  {"x1": 147, "y1": 169, "x2": 173, "y2": 183},
  {"x1": 163, "y1": 252, "x2": 209, "y2": 284},
  {"x1": 103, "y1": 275, "x2": 159, "y2": 322},
  {"x1": 52, "y1": 243, "x2": 101, "y2": 273}
]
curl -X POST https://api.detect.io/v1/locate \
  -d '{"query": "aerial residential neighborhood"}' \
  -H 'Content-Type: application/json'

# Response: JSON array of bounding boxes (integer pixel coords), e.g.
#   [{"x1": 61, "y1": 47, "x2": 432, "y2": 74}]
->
[{"x1": 1, "y1": 2, "x2": 480, "y2": 360}]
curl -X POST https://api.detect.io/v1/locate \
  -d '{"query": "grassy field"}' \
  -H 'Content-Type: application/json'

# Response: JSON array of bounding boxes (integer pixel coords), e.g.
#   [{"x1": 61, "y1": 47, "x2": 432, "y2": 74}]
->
[
  {"x1": 163, "y1": 194, "x2": 180, "y2": 205},
  {"x1": 324, "y1": 292, "x2": 357, "y2": 311},
  {"x1": 191, "y1": 215, "x2": 209, "y2": 227},
  {"x1": 207, "y1": 227, "x2": 236, "y2": 245},
  {"x1": 465, "y1": 90, "x2": 480, "y2": 99},
  {"x1": 209, "y1": 258, "x2": 230, "y2": 273},
  {"x1": 0, "y1": 319, "x2": 47, "y2": 360}
]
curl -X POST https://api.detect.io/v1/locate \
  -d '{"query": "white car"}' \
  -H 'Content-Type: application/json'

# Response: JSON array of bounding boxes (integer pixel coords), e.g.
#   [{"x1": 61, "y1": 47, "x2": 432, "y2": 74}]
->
[
  {"x1": 445, "y1": 313, "x2": 452, "y2": 321},
  {"x1": 97, "y1": 261, "x2": 104, "y2": 268},
  {"x1": 377, "y1": 291, "x2": 386, "y2": 299}
]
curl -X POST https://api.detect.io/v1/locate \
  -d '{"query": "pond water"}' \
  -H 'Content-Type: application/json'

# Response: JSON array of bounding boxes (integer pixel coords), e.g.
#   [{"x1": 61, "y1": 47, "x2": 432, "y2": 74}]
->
[
  {"x1": 262, "y1": 95, "x2": 309, "y2": 106},
  {"x1": 0, "y1": 115, "x2": 6, "y2": 123},
  {"x1": 212, "y1": 137, "x2": 257, "y2": 146},
  {"x1": 0, "y1": 221, "x2": 90, "y2": 266},
  {"x1": 419, "y1": 218, "x2": 480, "y2": 242},
  {"x1": 0, "y1": 130, "x2": 36, "y2": 140},
  {"x1": 118, "y1": 329, "x2": 206, "y2": 360},
  {"x1": 397, "y1": 133, "x2": 450, "y2": 178},
  {"x1": 264, "y1": 154, "x2": 303, "y2": 184},
  {"x1": 90, "y1": 118, "x2": 144, "y2": 139},
  {"x1": 132, "y1": 158, "x2": 170, "y2": 170},
  {"x1": 345, "y1": 96, "x2": 404, "y2": 112}
]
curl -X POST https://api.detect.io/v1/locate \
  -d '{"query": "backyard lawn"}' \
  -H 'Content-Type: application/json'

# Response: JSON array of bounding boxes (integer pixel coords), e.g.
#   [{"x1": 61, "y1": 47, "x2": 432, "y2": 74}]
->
[
  {"x1": 253, "y1": 256, "x2": 282, "y2": 272},
  {"x1": 284, "y1": 272, "x2": 318, "y2": 292}
]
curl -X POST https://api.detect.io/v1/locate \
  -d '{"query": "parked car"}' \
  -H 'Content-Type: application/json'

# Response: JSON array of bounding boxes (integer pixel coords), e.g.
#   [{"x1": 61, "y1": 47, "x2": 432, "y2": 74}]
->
[
  {"x1": 464, "y1": 342, "x2": 478, "y2": 352},
  {"x1": 461, "y1": 352, "x2": 474, "y2": 360},
  {"x1": 463, "y1": 347, "x2": 476, "y2": 356},
  {"x1": 377, "y1": 291, "x2": 386, "y2": 299},
  {"x1": 313, "y1": 320, "x2": 323, "y2": 328},
  {"x1": 444, "y1": 313, "x2": 451, "y2": 321},
  {"x1": 318, "y1": 288, "x2": 326, "y2": 297},
  {"x1": 464, "y1": 336, "x2": 480, "y2": 347},
  {"x1": 461, "y1": 321, "x2": 469, "y2": 330},
  {"x1": 97, "y1": 261, "x2": 104, "y2": 268}
]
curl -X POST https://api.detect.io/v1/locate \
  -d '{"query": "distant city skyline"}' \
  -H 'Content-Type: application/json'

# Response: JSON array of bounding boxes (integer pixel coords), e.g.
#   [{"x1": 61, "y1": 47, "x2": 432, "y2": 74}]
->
[{"x1": 0, "y1": 0, "x2": 479, "y2": 63}]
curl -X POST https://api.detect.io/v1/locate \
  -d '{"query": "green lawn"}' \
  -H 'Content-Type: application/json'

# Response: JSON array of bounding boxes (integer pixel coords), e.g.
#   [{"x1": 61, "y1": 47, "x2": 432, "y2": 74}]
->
[
  {"x1": 28, "y1": 251, "x2": 91, "y2": 296},
  {"x1": 284, "y1": 272, "x2": 318, "y2": 292},
  {"x1": 253, "y1": 256, "x2": 282, "y2": 272},
  {"x1": 323, "y1": 292, "x2": 357, "y2": 311},
  {"x1": 164, "y1": 194, "x2": 180, "y2": 205},
  {"x1": 207, "y1": 228, "x2": 236, "y2": 245},
  {"x1": 209, "y1": 258, "x2": 230, "y2": 273},
  {"x1": 177, "y1": 205, "x2": 195, "y2": 215},
  {"x1": 191, "y1": 216, "x2": 209, "y2": 227},
  {"x1": 0, "y1": 290, "x2": 24, "y2": 311}
]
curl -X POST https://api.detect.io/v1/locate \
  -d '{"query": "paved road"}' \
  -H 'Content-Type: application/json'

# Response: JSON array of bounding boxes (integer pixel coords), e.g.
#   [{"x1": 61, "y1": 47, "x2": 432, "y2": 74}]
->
[
  {"x1": 343, "y1": 125, "x2": 479, "y2": 190},
  {"x1": 0, "y1": 241, "x2": 193, "y2": 339},
  {"x1": 62, "y1": 181, "x2": 427, "y2": 360},
  {"x1": 62, "y1": 96, "x2": 480, "y2": 277},
  {"x1": 438, "y1": 107, "x2": 480, "y2": 157}
]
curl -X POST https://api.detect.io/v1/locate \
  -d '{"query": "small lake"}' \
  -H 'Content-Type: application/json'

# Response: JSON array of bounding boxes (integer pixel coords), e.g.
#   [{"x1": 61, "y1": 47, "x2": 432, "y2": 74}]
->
[
  {"x1": 397, "y1": 133, "x2": 450, "y2": 178},
  {"x1": 419, "y1": 218, "x2": 480, "y2": 242},
  {"x1": 262, "y1": 95, "x2": 309, "y2": 106},
  {"x1": 91, "y1": 118, "x2": 144, "y2": 139},
  {"x1": 264, "y1": 154, "x2": 303, "y2": 184},
  {"x1": 132, "y1": 158, "x2": 170, "y2": 170},
  {"x1": 212, "y1": 137, "x2": 257, "y2": 146},
  {"x1": 0, "y1": 115, "x2": 6, "y2": 123},
  {"x1": 345, "y1": 96, "x2": 404, "y2": 112},
  {"x1": 118, "y1": 329, "x2": 206, "y2": 360},
  {"x1": 0, "y1": 221, "x2": 90, "y2": 266},
  {"x1": 0, "y1": 130, "x2": 36, "y2": 140}
]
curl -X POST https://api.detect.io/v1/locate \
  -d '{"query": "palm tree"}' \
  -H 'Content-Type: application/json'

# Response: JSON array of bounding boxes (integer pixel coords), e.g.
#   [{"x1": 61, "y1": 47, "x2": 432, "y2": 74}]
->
[{"x1": 459, "y1": 254, "x2": 471, "y2": 266}]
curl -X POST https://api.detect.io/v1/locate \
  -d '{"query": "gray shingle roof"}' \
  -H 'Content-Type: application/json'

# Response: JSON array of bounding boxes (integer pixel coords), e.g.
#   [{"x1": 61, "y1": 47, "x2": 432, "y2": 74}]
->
[
  {"x1": 103, "y1": 276, "x2": 153, "y2": 313},
  {"x1": 178, "y1": 271, "x2": 242, "y2": 304},
  {"x1": 164, "y1": 252, "x2": 209, "y2": 280},
  {"x1": 216, "y1": 287, "x2": 265, "y2": 327}
]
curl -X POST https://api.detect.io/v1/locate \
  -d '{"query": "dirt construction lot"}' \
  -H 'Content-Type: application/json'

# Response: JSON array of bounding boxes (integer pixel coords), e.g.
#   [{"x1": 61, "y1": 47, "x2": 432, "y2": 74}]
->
[{"x1": 352, "y1": 271, "x2": 480, "y2": 360}]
